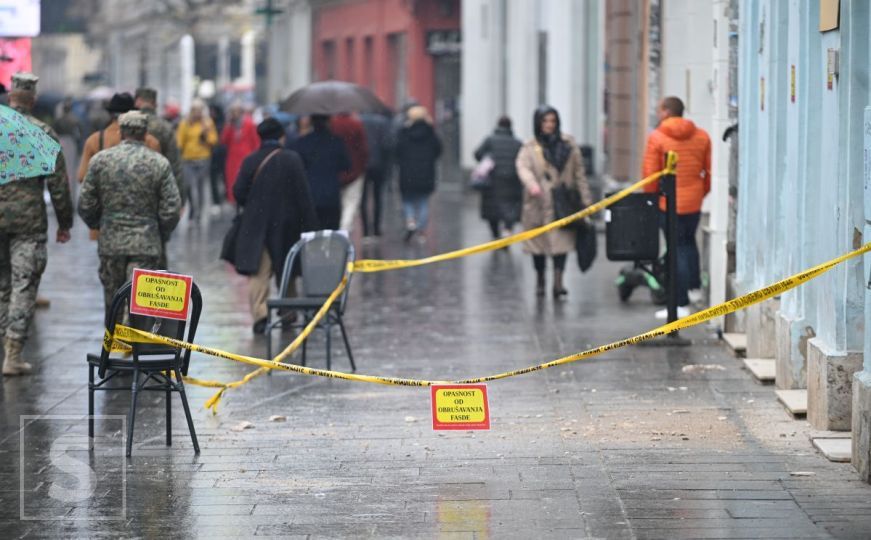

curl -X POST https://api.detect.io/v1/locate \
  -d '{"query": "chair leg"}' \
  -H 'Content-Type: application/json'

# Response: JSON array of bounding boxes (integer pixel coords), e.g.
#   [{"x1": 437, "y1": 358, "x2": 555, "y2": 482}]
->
[
  {"x1": 325, "y1": 320, "x2": 332, "y2": 371},
  {"x1": 165, "y1": 370, "x2": 172, "y2": 447},
  {"x1": 175, "y1": 368, "x2": 200, "y2": 454},
  {"x1": 126, "y1": 369, "x2": 140, "y2": 458},
  {"x1": 301, "y1": 313, "x2": 309, "y2": 367},
  {"x1": 337, "y1": 315, "x2": 355, "y2": 373},
  {"x1": 88, "y1": 364, "x2": 95, "y2": 450},
  {"x1": 265, "y1": 309, "x2": 272, "y2": 368}
]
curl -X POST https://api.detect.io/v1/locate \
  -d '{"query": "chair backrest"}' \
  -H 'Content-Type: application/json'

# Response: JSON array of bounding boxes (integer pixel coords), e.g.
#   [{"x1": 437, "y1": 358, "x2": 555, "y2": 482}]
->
[
  {"x1": 100, "y1": 279, "x2": 203, "y2": 378},
  {"x1": 278, "y1": 230, "x2": 354, "y2": 312}
]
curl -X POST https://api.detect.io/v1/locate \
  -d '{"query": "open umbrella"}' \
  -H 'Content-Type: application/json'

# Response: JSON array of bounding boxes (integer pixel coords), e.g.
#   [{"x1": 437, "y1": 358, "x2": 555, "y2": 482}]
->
[
  {"x1": 280, "y1": 80, "x2": 392, "y2": 116},
  {"x1": 0, "y1": 105, "x2": 61, "y2": 185}
]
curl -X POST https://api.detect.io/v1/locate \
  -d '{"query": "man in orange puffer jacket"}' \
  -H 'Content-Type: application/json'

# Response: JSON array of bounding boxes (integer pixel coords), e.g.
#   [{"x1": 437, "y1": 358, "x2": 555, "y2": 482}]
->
[{"x1": 642, "y1": 96, "x2": 712, "y2": 318}]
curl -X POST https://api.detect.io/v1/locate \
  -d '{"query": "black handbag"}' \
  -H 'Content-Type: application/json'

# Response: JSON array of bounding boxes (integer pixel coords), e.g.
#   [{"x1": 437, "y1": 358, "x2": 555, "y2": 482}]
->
[
  {"x1": 219, "y1": 211, "x2": 243, "y2": 265},
  {"x1": 551, "y1": 183, "x2": 584, "y2": 227},
  {"x1": 575, "y1": 220, "x2": 597, "y2": 272},
  {"x1": 219, "y1": 148, "x2": 281, "y2": 268}
]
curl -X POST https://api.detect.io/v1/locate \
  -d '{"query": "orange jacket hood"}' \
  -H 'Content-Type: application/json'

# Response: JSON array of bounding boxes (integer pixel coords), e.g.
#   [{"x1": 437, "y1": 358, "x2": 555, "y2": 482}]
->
[{"x1": 657, "y1": 117, "x2": 697, "y2": 141}]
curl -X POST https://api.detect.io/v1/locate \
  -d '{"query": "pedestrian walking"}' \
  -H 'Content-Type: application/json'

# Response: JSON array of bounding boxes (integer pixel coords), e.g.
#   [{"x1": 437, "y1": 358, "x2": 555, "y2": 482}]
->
[
  {"x1": 53, "y1": 98, "x2": 83, "y2": 197},
  {"x1": 176, "y1": 99, "x2": 218, "y2": 220},
  {"x1": 209, "y1": 102, "x2": 227, "y2": 207},
  {"x1": 77, "y1": 93, "x2": 162, "y2": 242},
  {"x1": 290, "y1": 115, "x2": 351, "y2": 230},
  {"x1": 395, "y1": 106, "x2": 442, "y2": 242},
  {"x1": 331, "y1": 113, "x2": 369, "y2": 233},
  {"x1": 473, "y1": 116, "x2": 523, "y2": 240},
  {"x1": 221, "y1": 103, "x2": 259, "y2": 204},
  {"x1": 78, "y1": 111, "x2": 181, "y2": 313},
  {"x1": 134, "y1": 87, "x2": 184, "y2": 204},
  {"x1": 78, "y1": 92, "x2": 162, "y2": 184},
  {"x1": 516, "y1": 106, "x2": 592, "y2": 298},
  {"x1": 0, "y1": 73, "x2": 74, "y2": 376},
  {"x1": 360, "y1": 113, "x2": 392, "y2": 239},
  {"x1": 642, "y1": 96, "x2": 712, "y2": 319},
  {"x1": 233, "y1": 118, "x2": 319, "y2": 334}
]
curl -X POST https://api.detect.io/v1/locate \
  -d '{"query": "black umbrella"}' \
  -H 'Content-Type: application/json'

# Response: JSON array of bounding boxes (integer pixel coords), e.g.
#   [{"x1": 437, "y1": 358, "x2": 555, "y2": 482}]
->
[{"x1": 280, "y1": 80, "x2": 392, "y2": 116}]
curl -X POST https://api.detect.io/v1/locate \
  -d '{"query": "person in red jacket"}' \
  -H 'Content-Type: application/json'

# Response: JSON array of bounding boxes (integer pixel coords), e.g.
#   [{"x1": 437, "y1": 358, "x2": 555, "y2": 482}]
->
[
  {"x1": 642, "y1": 96, "x2": 712, "y2": 319},
  {"x1": 330, "y1": 112, "x2": 369, "y2": 232},
  {"x1": 221, "y1": 103, "x2": 260, "y2": 203}
]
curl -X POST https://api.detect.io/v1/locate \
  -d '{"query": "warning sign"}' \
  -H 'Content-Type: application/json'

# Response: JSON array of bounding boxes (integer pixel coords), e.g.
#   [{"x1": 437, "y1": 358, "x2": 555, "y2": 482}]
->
[
  {"x1": 129, "y1": 269, "x2": 192, "y2": 321},
  {"x1": 431, "y1": 384, "x2": 490, "y2": 430}
]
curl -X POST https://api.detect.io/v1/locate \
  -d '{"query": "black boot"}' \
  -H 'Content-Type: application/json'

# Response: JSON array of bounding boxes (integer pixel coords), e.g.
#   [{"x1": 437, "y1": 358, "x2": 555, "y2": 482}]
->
[
  {"x1": 553, "y1": 270, "x2": 568, "y2": 298},
  {"x1": 536, "y1": 272, "x2": 546, "y2": 297}
]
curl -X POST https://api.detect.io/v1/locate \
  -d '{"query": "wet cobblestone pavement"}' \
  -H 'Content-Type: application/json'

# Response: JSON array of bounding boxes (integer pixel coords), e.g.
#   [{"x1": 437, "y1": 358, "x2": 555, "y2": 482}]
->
[{"x1": 2, "y1": 187, "x2": 871, "y2": 539}]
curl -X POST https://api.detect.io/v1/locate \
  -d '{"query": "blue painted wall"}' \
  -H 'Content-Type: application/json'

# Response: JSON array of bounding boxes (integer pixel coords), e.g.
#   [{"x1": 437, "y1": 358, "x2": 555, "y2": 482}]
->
[{"x1": 737, "y1": 0, "x2": 866, "y2": 364}]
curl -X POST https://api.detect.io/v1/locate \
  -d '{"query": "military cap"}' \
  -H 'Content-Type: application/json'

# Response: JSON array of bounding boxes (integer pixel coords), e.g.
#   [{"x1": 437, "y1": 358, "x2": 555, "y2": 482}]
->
[
  {"x1": 134, "y1": 87, "x2": 158, "y2": 102},
  {"x1": 118, "y1": 111, "x2": 149, "y2": 131},
  {"x1": 11, "y1": 72, "x2": 39, "y2": 93}
]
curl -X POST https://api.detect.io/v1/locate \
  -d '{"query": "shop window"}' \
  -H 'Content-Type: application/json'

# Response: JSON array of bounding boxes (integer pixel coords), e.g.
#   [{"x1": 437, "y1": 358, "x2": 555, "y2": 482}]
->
[{"x1": 363, "y1": 36, "x2": 374, "y2": 89}]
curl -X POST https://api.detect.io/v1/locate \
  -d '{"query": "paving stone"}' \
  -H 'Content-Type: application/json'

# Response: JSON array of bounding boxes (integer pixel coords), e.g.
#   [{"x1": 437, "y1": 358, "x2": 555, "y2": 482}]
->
[
  {"x1": 0, "y1": 192, "x2": 868, "y2": 537},
  {"x1": 776, "y1": 388, "x2": 809, "y2": 416},
  {"x1": 722, "y1": 333, "x2": 748, "y2": 356},
  {"x1": 744, "y1": 358, "x2": 776, "y2": 383},
  {"x1": 813, "y1": 438, "x2": 853, "y2": 463}
]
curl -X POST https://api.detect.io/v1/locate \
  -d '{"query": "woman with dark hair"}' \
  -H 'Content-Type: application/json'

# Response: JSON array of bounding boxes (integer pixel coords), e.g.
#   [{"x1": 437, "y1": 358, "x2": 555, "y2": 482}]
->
[
  {"x1": 473, "y1": 116, "x2": 523, "y2": 239},
  {"x1": 516, "y1": 106, "x2": 592, "y2": 298}
]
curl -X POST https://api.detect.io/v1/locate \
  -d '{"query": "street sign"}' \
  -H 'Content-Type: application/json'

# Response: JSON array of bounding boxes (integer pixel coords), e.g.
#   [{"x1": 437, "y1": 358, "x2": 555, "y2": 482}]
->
[
  {"x1": 129, "y1": 269, "x2": 193, "y2": 321},
  {"x1": 431, "y1": 384, "x2": 490, "y2": 430},
  {"x1": 0, "y1": 1, "x2": 40, "y2": 38}
]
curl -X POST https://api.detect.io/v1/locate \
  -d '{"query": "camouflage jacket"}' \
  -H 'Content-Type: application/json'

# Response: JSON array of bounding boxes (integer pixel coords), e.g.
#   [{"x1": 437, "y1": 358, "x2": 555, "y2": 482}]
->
[
  {"x1": 140, "y1": 107, "x2": 184, "y2": 204},
  {"x1": 78, "y1": 140, "x2": 181, "y2": 257},
  {"x1": 0, "y1": 106, "x2": 74, "y2": 237}
]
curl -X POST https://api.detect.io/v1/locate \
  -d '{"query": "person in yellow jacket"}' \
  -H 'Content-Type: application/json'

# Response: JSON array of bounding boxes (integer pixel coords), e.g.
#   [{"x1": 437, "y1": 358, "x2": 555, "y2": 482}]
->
[{"x1": 177, "y1": 99, "x2": 218, "y2": 220}]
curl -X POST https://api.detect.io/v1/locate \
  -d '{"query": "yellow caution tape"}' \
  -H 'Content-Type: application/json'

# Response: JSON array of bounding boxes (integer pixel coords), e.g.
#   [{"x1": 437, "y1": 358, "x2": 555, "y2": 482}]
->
[
  {"x1": 352, "y1": 169, "x2": 666, "y2": 273},
  {"x1": 103, "y1": 157, "x2": 679, "y2": 412},
  {"x1": 109, "y1": 242, "x2": 871, "y2": 410},
  {"x1": 139, "y1": 165, "x2": 672, "y2": 411}
]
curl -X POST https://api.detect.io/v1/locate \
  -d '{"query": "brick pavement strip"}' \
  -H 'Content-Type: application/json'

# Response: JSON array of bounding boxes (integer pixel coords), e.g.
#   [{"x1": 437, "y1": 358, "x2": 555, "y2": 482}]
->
[{"x1": 0, "y1": 192, "x2": 870, "y2": 538}]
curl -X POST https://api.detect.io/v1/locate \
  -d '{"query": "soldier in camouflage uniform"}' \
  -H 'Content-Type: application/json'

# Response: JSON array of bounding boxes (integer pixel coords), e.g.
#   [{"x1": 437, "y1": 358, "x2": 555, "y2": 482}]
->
[
  {"x1": 135, "y1": 87, "x2": 184, "y2": 269},
  {"x1": 78, "y1": 111, "x2": 181, "y2": 313},
  {"x1": 0, "y1": 73, "x2": 74, "y2": 376}
]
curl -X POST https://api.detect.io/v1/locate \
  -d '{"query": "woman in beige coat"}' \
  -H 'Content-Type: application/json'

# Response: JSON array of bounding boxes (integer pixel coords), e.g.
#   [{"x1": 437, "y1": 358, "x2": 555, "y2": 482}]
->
[{"x1": 516, "y1": 106, "x2": 592, "y2": 297}]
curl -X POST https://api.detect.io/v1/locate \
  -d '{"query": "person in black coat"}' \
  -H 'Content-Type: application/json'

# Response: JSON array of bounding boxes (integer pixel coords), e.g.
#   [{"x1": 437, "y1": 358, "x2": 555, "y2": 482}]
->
[
  {"x1": 473, "y1": 116, "x2": 523, "y2": 239},
  {"x1": 234, "y1": 118, "x2": 319, "y2": 334},
  {"x1": 395, "y1": 106, "x2": 442, "y2": 241},
  {"x1": 290, "y1": 114, "x2": 351, "y2": 230},
  {"x1": 360, "y1": 112, "x2": 392, "y2": 238}
]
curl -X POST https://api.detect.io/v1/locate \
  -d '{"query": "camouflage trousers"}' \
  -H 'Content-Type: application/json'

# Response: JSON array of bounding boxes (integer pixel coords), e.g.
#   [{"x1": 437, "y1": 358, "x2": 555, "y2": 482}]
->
[
  {"x1": 99, "y1": 255, "x2": 160, "y2": 314},
  {"x1": 0, "y1": 234, "x2": 48, "y2": 343}
]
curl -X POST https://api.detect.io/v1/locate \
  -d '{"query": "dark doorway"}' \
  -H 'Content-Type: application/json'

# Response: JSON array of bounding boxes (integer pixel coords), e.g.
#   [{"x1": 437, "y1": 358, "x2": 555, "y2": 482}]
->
[{"x1": 433, "y1": 53, "x2": 461, "y2": 184}]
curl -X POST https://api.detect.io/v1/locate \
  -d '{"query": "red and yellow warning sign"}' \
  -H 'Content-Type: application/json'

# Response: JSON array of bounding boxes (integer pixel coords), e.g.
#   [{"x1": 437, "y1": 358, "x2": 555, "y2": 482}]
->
[
  {"x1": 129, "y1": 269, "x2": 192, "y2": 321},
  {"x1": 431, "y1": 384, "x2": 490, "y2": 430}
]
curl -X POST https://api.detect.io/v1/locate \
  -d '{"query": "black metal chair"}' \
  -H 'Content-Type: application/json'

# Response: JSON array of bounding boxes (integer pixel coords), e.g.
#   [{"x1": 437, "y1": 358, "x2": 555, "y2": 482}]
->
[
  {"x1": 88, "y1": 280, "x2": 202, "y2": 457},
  {"x1": 265, "y1": 230, "x2": 355, "y2": 371}
]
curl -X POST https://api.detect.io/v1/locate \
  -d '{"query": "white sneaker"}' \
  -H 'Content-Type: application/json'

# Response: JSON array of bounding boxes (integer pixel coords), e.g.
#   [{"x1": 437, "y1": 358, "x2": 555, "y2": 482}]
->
[{"x1": 655, "y1": 306, "x2": 691, "y2": 320}]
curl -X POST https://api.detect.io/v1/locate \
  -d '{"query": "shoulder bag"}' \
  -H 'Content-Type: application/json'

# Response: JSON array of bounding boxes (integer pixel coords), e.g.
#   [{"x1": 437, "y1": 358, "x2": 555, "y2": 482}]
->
[{"x1": 220, "y1": 148, "x2": 282, "y2": 266}]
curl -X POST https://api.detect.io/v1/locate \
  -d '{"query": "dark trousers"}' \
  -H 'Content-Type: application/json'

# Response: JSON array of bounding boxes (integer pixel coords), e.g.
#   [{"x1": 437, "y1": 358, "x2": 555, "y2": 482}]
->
[
  {"x1": 210, "y1": 144, "x2": 226, "y2": 204},
  {"x1": 661, "y1": 212, "x2": 701, "y2": 307},
  {"x1": 361, "y1": 167, "x2": 385, "y2": 236},
  {"x1": 532, "y1": 254, "x2": 567, "y2": 273}
]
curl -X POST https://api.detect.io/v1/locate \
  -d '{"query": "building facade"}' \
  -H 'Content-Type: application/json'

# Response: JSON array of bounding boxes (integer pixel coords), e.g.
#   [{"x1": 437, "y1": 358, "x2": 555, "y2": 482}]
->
[
  {"x1": 460, "y1": 0, "x2": 604, "y2": 177},
  {"x1": 309, "y1": 0, "x2": 461, "y2": 180},
  {"x1": 736, "y1": 0, "x2": 870, "y2": 479}
]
